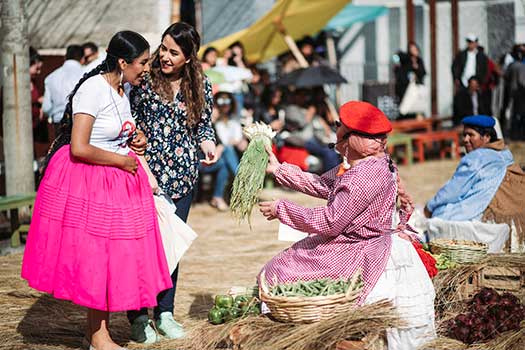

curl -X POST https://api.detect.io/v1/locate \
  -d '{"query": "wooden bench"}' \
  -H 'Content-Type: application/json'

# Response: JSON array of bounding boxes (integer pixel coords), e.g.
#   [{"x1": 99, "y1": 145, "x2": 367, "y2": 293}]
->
[
  {"x1": 0, "y1": 193, "x2": 36, "y2": 247},
  {"x1": 391, "y1": 119, "x2": 433, "y2": 133},
  {"x1": 387, "y1": 133, "x2": 413, "y2": 165},
  {"x1": 411, "y1": 130, "x2": 461, "y2": 162}
]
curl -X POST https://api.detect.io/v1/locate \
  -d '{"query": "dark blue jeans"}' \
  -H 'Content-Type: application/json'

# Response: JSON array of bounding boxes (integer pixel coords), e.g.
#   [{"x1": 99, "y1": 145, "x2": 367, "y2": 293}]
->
[
  {"x1": 200, "y1": 145, "x2": 239, "y2": 198},
  {"x1": 127, "y1": 192, "x2": 193, "y2": 323},
  {"x1": 305, "y1": 138, "x2": 341, "y2": 172}
]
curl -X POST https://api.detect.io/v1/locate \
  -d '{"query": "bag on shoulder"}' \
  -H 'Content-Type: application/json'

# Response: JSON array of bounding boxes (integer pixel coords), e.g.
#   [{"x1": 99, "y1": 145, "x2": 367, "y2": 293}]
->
[{"x1": 399, "y1": 80, "x2": 428, "y2": 115}]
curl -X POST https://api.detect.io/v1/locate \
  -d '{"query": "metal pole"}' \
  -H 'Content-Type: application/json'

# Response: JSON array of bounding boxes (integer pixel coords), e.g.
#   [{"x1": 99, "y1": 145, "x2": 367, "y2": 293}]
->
[
  {"x1": 326, "y1": 33, "x2": 342, "y2": 108},
  {"x1": 429, "y1": 0, "x2": 438, "y2": 116},
  {"x1": 406, "y1": 0, "x2": 415, "y2": 44},
  {"x1": 451, "y1": 0, "x2": 459, "y2": 56},
  {"x1": 0, "y1": 0, "x2": 35, "y2": 195},
  {"x1": 171, "y1": 0, "x2": 181, "y2": 23},
  {"x1": 274, "y1": 20, "x2": 339, "y2": 119}
]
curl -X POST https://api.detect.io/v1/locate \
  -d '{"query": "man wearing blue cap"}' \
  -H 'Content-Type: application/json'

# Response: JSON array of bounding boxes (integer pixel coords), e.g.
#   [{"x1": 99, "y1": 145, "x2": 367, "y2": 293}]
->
[{"x1": 424, "y1": 115, "x2": 514, "y2": 221}]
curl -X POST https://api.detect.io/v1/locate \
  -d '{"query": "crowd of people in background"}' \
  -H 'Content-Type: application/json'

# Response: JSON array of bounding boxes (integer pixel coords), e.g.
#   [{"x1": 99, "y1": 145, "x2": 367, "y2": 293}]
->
[
  {"x1": 29, "y1": 42, "x2": 108, "y2": 149},
  {"x1": 392, "y1": 33, "x2": 524, "y2": 143},
  {"x1": 29, "y1": 35, "x2": 343, "y2": 213},
  {"x1": 451, "y1": 35, "x2": 525, "y2": 141},
  {"x1": 198, "y1": 36, "x2": 341, "y2": 209},
  {"x1": 26, "y1": 32, "x2": 525, "y2": 213}
]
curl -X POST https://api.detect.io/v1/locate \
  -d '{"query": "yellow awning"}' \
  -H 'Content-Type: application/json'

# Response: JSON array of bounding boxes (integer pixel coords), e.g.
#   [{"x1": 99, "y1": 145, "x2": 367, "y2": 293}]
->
[{"x1": 200, "y1": 0, "x2": 351, "y2": 63}]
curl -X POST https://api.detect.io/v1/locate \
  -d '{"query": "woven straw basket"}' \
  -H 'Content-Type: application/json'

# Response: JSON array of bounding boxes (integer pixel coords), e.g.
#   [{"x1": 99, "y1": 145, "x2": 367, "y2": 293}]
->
[
  {"x1": 429, "y1": 239, "x2": 488, "y2": 264},
  {"x1": 259, "y1": 270, "x2": 363, "y2": 323}
]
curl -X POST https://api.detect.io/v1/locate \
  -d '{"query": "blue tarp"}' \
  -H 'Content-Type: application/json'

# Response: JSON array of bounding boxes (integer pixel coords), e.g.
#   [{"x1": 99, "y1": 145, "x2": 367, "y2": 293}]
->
[{"x1": 324, "y1": 4, "x2": 389, "y2": 32}]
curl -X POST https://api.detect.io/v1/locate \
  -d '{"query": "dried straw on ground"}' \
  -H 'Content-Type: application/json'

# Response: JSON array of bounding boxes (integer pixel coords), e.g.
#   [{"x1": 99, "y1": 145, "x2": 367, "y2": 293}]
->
[
  {"x1": 185, "y1": 300, "x2": 402, "y2": 350},
  {"x1": 1, "y1": 150, "x2": 524, "y2": 349}
]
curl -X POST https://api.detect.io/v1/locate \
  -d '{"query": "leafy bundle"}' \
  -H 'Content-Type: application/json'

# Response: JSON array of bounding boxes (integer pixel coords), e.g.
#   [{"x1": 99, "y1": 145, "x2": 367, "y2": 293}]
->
[{"x1": 231, "y1": 122, "x2": 276, "y2": 226}]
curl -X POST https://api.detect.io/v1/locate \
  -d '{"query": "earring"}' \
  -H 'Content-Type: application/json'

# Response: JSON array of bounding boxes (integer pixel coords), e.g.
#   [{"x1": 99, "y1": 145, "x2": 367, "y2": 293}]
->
[
  {"x1": 342, "y1": 156, "x2": 351, "y2": 170},
  {"x1": 119, "y1": 71, "x2": 123, "y2": 86}
]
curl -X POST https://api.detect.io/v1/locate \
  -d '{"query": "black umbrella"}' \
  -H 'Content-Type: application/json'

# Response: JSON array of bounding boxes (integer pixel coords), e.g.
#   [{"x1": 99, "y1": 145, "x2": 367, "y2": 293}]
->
[{"x1": 277, "y1": 65, "x2": 347, "y2": 88}]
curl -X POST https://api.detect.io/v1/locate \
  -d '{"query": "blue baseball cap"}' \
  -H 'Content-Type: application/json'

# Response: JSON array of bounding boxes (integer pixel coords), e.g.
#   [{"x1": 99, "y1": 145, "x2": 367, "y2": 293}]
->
[{"x1": 461, "y1": 115, "x2": 495, "y2": 128}]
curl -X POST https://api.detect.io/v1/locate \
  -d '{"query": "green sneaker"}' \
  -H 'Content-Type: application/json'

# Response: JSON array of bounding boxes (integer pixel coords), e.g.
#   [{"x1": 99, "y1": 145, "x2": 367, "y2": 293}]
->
[
  {"x1": 130, "y1": 315, "x2": 158, "y2": 344},
  {"x1": 156, "y1": 312, "x2": 185, "y2": 339}
]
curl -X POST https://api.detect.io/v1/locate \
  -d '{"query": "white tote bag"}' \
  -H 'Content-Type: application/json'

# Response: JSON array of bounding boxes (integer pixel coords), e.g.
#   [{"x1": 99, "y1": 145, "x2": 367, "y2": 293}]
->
[
  {"x1": 154, "y1": 194, "x2": 198, "y2": 274},
  {"x1": 399, "y1": 80, "x2": 428, "y2": 115}
]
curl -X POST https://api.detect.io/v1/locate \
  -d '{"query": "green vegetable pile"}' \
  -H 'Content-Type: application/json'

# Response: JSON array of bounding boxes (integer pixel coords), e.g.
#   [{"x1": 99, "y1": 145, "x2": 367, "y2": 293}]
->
[
  {"x1": 231, "y1": 123, "x2": 275, "y2": 226},
  {"x1": 269, "y1": 277, "x2": 363, "y2": 298},
  {"x1": 421, "y1": 243, "x2": 458, "y2": 270},
  {"x1": 208, "y1": 294, "x2": 261, "y2": 325},
  {"x1": 432, "y1": 253, "x2": 459, "y2": 270}
]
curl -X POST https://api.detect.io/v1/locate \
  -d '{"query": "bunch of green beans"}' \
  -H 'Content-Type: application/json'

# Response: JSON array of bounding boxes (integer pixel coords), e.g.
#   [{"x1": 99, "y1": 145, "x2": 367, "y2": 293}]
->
[{"x1": 269, "y1": 278, "x2": 363, "y2": 297}]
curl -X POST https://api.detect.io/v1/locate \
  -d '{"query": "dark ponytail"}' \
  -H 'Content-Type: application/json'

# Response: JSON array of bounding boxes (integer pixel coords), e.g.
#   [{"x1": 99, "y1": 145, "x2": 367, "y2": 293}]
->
[{"x1": 40, "y1": 31, "x2": 150, "y2": 179}]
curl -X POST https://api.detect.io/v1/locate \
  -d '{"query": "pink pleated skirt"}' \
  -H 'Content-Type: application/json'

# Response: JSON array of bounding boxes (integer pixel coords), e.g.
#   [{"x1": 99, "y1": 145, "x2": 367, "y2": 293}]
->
[{"x1": 21, "y1": 146, "x2": 172, "y2": 312}]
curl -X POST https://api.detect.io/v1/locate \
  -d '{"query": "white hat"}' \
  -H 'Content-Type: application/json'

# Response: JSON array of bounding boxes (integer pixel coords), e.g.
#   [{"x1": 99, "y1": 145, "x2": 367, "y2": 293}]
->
[{"x1": 466, "y1": 33, "x2": 478, "y2": 42}]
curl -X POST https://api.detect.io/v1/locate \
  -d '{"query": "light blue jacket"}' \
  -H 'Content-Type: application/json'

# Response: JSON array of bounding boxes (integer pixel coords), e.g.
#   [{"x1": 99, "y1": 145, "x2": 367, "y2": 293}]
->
[{"x1": 427, "y1": 145, "x2": 514, "y2": 221}]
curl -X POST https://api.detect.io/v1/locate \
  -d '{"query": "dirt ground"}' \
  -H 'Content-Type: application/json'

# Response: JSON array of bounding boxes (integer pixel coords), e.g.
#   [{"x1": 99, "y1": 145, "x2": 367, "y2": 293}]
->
[{"x1": 0, "y1": 143, "x2": 523, "y2": 350}]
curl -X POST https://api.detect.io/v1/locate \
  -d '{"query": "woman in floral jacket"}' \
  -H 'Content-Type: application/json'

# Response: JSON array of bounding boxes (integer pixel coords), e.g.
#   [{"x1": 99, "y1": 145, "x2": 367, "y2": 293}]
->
[{"x1": 128, "y1": 22, "x2": 216, "y2": 343}]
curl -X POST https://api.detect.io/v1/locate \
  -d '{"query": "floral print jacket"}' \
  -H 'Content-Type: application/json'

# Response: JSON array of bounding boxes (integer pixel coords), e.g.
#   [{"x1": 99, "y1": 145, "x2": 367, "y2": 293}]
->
[{"x1": 130, "y1": 75, "x2": 215, "y2": 199}]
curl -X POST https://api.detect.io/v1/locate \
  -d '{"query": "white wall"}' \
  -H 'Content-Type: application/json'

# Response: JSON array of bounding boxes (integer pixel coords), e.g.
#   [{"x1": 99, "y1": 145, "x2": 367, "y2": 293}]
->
[
  {"x1": 516, "y1": 0, "x2": 525, "y2": 42},
  {"x1": 12, "y1": 0, "x2": 172, "y2": 50},
  {"x1": 338, "y1": 23, "x2": 367, "y2": 102}
]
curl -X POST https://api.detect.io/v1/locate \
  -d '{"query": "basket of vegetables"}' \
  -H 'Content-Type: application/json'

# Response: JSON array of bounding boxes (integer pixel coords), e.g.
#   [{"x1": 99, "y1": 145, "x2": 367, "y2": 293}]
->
[
  {"x1": 258, "y1": 270, "x2": 363, "y2": 323},
  {"x1": 429, "y1": 239, "x2": 488, "y2": 264}
]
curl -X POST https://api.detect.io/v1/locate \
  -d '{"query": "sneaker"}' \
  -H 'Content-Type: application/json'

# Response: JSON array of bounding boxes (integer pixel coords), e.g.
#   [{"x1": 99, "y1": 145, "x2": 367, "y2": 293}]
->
[
  {"x1": 210, "y1": 197, "x2": 229, "y2": 212},
  {"x1": 156, "y1": 312, "x2": 185, "y2": 339},
  {"x1": 130, "y1": 315, "x2": 158, "y2": 344}
]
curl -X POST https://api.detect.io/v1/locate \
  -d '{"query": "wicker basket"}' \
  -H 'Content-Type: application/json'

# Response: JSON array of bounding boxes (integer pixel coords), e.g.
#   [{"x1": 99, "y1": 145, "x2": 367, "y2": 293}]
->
[
  {"x1": 259, "y1": 270, "x2": 363, "y2": 323},
  {"x1": 429, "y1": 239, "x2": 488, "y2": 264}
]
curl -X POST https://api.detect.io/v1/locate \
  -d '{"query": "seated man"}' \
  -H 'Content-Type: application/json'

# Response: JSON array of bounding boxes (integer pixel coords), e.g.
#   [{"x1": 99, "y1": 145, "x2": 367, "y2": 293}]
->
[
  {"x1": 424, "y1": 115, "x2": 522, "y2": 251},
  {"x1": 425, "y1": 115, "x2": 513, "y2": 221}
]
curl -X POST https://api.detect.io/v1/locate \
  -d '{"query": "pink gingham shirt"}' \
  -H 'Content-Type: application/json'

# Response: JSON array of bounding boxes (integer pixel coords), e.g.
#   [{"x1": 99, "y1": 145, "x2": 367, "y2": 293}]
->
[{"x1": 260, "y1": 155, "x2": 398, "y2": 303}]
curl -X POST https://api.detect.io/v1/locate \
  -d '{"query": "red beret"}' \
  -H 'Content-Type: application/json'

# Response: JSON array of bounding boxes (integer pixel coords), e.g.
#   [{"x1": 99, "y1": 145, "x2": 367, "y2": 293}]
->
[{"x1": 339, "y1": 101, "x2": 392, "y2": 135}]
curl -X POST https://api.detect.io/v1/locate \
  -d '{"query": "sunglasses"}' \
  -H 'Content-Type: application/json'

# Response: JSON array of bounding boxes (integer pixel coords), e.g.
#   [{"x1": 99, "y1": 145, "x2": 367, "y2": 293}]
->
[
  {"x1": 335, "y1": 120, "x2": 386, "y2": 140},
  {"x1": 216, "y1": 97, "x2": 232, "y2": 106}
]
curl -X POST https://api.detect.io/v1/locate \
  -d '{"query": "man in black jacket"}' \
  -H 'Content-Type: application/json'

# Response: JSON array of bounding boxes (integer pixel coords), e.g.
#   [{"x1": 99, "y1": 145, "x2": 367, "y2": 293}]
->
[
  {"x1": 452, "y1": 34, "x2": 489, "y2": 90},
  {"x1": 453, "y1": 76, "x2": 492, "y2": 126}
]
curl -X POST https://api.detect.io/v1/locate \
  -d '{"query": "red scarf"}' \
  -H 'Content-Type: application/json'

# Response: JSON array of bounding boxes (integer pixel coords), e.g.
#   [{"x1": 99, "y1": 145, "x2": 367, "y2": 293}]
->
[{"x1": 412, "y1": 241, "x2": 438, "y2": 278}]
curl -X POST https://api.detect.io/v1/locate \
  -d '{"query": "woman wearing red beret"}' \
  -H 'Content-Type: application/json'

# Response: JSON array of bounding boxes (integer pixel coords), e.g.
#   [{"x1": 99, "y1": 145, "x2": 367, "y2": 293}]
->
[{"x1": 259, "y1": 101, "x2": 436, "y2": 349}]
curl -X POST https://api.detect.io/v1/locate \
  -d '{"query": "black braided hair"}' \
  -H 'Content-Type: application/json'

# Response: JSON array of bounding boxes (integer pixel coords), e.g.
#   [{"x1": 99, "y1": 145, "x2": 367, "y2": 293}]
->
[
  {"x1": 39, "y1": 63, "x2": 106, "y2": 178},
  {"x1": 39, "y1": 30, "x2": 150, "y2": 180}
]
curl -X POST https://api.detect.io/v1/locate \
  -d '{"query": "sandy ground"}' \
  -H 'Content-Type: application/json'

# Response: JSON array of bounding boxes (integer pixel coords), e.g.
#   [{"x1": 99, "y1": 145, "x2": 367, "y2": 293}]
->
[{"x1": 0, "y1": 143, "x2": 523, "y2": 350}]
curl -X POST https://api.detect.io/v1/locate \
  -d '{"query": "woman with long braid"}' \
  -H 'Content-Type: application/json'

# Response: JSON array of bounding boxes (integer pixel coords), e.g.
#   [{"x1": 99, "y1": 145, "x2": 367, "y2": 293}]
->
[{"x1": 21, "y1": 31, "x2": 172, "y2": 350}]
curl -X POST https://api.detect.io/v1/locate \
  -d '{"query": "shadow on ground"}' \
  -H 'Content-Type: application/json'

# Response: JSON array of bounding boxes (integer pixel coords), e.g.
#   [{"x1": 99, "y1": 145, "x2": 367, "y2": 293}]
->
[
  {"x1": 187, "y1": 293, "x2": 214, "y2": 320},
  {"x1": 15, "y1": 293, "x2": 133, "y2": 349}
]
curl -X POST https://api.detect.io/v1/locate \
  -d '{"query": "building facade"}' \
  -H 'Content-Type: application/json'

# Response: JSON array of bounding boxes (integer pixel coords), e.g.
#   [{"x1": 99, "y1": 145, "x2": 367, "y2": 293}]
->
[{"x1": 337, "y1": 0, "x2": 524, "y2": 116}]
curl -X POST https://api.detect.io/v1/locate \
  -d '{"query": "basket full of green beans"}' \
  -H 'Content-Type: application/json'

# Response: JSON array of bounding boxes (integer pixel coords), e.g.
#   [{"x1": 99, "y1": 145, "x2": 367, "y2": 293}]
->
[{"x1": 259, "y1": 270, "x2": 363, "y2": 323}]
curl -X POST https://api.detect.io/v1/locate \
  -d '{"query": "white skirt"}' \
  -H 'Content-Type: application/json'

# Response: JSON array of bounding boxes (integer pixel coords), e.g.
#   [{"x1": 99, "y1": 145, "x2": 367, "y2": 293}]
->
[{"x1": 365, "y1": 234, "x2": 436, "y2": 350}]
